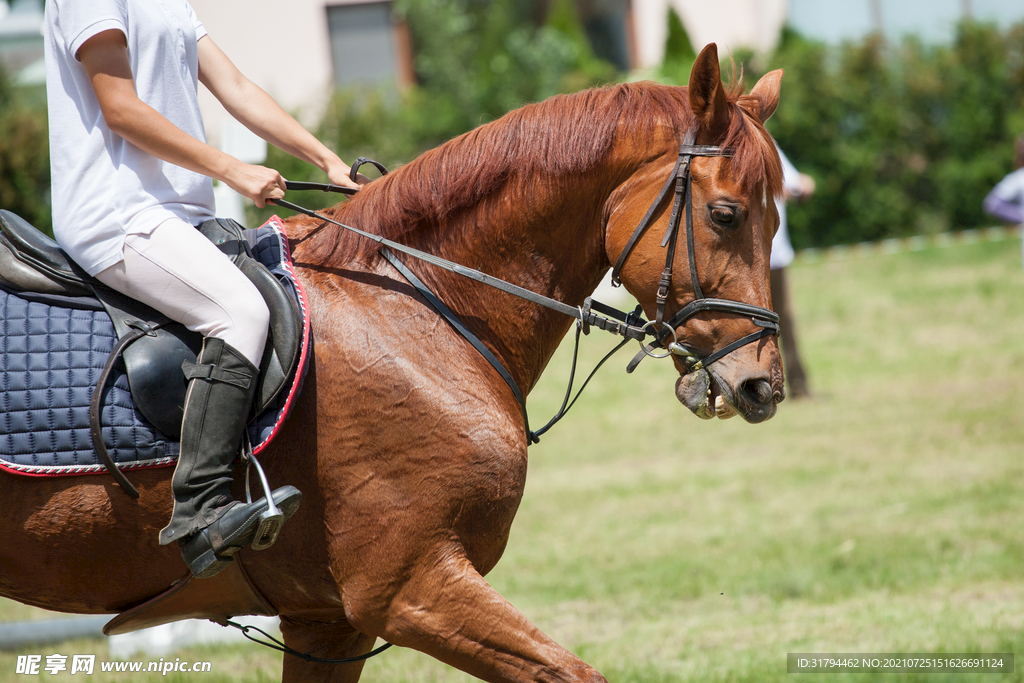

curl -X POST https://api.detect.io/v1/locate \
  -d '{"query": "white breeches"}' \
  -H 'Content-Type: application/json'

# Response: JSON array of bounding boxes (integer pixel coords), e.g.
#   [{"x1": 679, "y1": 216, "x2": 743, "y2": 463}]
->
[{"x1": 94, "y1": 217, "x2": 270, "y2": 366}]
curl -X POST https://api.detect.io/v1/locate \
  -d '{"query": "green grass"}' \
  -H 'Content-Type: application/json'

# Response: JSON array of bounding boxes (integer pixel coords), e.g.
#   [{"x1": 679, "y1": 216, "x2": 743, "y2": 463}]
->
[{"x1": 3, "y1": 236, "x2": 1024, "y2": 681}]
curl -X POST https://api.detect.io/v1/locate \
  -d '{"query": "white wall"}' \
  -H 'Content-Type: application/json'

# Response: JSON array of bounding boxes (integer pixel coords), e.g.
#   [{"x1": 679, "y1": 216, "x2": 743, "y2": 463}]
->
[
  {"x1": 633, "y1": 0, "x2": 789, "y2": 68},
  {"x1": 189, "y1": 0, "x2": 336, "y2": 147}
]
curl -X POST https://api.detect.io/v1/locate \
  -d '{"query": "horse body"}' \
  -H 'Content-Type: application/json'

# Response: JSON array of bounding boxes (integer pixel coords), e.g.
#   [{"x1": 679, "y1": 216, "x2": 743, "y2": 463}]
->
[{"x1": 0, "y1": 46, "x2": 784, "y2": 682}]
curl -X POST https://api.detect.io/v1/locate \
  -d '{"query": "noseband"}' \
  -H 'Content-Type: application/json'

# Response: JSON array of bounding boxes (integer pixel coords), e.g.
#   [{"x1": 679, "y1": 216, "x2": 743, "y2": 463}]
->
[{"x1": 611, "y1": 130, "x2": 780, "y2": 374}]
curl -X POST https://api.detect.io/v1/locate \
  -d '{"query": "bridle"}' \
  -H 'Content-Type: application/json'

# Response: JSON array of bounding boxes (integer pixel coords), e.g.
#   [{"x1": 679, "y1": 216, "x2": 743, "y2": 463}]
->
[
  {"x1": 610, "y1": 129, "x2": 780, "y2": 375},
  {"x1": 272, "y1": 138, "x2": 781, "y2": 443}
]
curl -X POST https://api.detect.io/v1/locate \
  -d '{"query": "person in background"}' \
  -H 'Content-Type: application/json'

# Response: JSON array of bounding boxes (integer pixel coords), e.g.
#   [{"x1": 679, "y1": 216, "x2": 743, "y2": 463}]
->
[
  {"x1": 44, "y1": 0, "x2": 361, "y2": 579},
  {"x1": 771, "y1": 145, "x2": 815, "y2": 399},
  {"x1": 982, "y1": 134, "x2": 1024, "y2": 226}
]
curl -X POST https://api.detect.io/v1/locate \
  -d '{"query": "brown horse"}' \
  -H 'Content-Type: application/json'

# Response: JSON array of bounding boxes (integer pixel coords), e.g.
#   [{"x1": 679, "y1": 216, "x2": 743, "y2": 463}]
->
[{"x1": 0, "y1": 45, "x2": 784, "y2": 682}]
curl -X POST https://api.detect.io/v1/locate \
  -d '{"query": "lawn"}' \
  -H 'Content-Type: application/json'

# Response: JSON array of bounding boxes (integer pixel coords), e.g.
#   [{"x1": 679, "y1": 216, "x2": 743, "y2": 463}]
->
[{"x1": 2, "y1": 235, "x2": 1023, "y2": 682}]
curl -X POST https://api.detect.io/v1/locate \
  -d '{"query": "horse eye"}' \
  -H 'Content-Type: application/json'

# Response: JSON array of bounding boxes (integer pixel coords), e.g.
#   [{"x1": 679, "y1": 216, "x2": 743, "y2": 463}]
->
[{"x1": 709, "y1": 206, "x2": 736, "y2": 227}]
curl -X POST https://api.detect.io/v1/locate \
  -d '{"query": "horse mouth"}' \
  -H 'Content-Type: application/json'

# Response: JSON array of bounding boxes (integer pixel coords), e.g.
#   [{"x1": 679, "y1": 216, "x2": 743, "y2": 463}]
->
[{"x1": 674, "y1": 367, "x2": 779, "y2": 424}]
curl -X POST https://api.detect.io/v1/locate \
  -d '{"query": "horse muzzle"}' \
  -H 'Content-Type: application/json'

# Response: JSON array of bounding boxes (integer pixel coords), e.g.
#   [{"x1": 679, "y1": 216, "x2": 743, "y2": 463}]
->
[{"x1": 674, "y1": 360, "x2": 784, "y2": 424}]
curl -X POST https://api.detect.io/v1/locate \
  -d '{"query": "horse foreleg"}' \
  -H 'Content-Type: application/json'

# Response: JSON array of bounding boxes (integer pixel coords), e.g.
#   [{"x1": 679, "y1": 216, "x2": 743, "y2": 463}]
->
[
  {"x1": 346, "y1": 550, "x2": 607, "y2": 683},
  {"x1": 279, "y1": 615, "x2": 379, "y2": 683}
]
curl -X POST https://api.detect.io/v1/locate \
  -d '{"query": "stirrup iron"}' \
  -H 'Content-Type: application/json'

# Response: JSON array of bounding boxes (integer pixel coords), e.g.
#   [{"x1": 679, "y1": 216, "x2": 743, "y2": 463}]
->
[{"x1": 243, "y1": 440, "x2": 284, "y2": 551}]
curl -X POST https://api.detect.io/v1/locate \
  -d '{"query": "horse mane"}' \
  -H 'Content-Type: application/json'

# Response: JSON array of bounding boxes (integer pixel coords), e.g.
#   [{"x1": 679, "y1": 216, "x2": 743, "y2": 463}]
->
[{"x1": 295, "y1": 80, "x2": 782, "y2": 265}]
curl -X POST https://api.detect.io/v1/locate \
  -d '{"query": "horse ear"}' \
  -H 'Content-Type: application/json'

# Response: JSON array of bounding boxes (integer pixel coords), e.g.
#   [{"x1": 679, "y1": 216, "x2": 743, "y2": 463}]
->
[
  {"x1": 688, "y1": 43, "x2": 731, "y2": 140},
  {"x1": 749, "y1": 69, "x2": 784, "y2": 123}
]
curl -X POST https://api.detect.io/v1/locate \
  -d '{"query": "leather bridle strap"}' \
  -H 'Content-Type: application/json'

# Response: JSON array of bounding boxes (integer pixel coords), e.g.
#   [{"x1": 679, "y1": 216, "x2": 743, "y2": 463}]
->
[
  {"x1": 658, "y1": 298, "x2": 779, "y2": 372},
  {"x1": 613, "y1": 130, "x2": 781, "y2": 375},
  {"x1": 284, "y1": 180, "x2": 358, "y2": 196},
  {"x1": 610, "y1": 132, "x2": 731, "y2": 287},
  {"x1": 610, "y1": 146, "x2": 689, "y2": 288}
]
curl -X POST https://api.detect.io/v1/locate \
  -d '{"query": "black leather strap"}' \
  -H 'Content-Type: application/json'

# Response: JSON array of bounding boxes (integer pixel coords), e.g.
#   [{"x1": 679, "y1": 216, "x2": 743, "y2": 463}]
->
[
  {"x1": 381, "y1": 249, "x2": 641, "y2": 446},
  {"x1": 610, "y1": 152, "x2": 685, "y2": 287},
  {"x1": 380, "y1": 248, "x2": 532, "y2": 439},
  {"x1": 89, "y1": 320, "x2": 172, "y2": 499},
  {"x1": 350, "y1": 157, "x2": 390, "y2": 181},
  {"x1": 181, "y1": 360, "x2": 253, "y2": 389},
  {"x1": 270, "y1": 197, "x2": 649, "y2": 342},
  {"x1": 684, "y1": 326, "x2": 778, "y2": 372},
  {"x1": 284, "y1": 181, "x2": 358, "y2": 196},
  {"x1": 664, "y1": 298, "x2": 780, "y2": 331}
]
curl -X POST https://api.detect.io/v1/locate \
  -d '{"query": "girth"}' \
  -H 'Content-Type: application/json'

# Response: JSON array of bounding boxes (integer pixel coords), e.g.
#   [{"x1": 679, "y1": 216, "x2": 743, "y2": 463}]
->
[{"x1": 610, "y1": 130, "x2": 780, "y2": 374}]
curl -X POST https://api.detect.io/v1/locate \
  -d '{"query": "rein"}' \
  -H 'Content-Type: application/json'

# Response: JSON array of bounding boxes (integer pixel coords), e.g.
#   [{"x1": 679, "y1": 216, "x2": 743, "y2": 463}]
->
[
  {"x1": 274, "y1": 133, "x2": 780, "y2": 440},
  {"x1": 273, "y1": 191, "x2": 646, "y2": 443}
]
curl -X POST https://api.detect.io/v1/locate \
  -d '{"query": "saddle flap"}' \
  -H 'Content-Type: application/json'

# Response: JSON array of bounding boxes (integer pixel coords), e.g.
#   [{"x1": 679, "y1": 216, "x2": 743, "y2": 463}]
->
[
  {"x1": 0, "y1": 212, "x2": 307, "y2": 476},
  {"x1": 103, "y1": 560, "x2": 275, "y2": 636},
  {"x1": 93, "y1": 286, "x2": 204, "y2": 439}
]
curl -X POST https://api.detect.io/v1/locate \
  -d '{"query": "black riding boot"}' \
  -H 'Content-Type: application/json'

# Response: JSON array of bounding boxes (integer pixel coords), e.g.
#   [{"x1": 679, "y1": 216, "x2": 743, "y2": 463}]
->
[{"x1": 158, "y1": 337, "x2": 301, "y2": 578}]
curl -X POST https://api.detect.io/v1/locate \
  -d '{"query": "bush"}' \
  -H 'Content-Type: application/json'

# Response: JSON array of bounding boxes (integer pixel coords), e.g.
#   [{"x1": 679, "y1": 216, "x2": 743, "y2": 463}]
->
[
  {"x1": 759, "y1": 22, "x2": 1024, "y2": 249},
  {"x1": 0, "y1": 66, "x2": 50, "y2": 235},
  {"x1": 656, "y1": 20, "x2": 1024, "y2": 249}
]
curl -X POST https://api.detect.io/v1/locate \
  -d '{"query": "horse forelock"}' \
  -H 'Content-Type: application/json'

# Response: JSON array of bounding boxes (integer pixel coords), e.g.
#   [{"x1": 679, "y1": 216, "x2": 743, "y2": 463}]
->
[
  {"x1": 721, "y1": 87, "x2": 784, "y2": 200},
  {"x1": 298, "y1": 81, "x2": 780, "y2": 266}
]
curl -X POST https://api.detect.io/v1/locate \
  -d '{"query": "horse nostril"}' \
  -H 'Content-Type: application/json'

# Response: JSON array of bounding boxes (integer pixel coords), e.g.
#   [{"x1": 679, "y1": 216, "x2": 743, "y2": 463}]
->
[{"x1": 740, "y1": 378, "x2": 774, "y2": 406}]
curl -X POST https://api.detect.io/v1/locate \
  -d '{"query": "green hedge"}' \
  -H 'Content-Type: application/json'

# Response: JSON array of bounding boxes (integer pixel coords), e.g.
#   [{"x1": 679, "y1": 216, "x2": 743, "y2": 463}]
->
[
  {"x1": 252, "y1": 0, "x2": 617, "y2": 226},
  {"x1": 664, "y1": 21, "x2": 1024, "y2": 249},
  {"x1": 273, "y1": 15, "x2": 1024, "y2": 249},
  {"x1": 0, "y1": 68, "x2": 50, "y2": 234}
]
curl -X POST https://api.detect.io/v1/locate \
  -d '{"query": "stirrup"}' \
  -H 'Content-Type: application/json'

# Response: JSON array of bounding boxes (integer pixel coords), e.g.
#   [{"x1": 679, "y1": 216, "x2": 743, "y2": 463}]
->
[{"x1": 243, "y1": 438, "x2": 284, "y2": 551}]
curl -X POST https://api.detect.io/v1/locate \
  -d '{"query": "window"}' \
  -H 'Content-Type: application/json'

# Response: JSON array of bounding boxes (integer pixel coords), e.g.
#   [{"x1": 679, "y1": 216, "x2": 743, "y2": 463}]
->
[{"x1": 326, "y1": 2, "x2": 401, "y2": 88}]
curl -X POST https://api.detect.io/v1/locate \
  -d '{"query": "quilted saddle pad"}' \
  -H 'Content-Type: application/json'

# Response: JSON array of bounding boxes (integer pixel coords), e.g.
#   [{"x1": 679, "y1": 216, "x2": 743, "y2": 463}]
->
[{"x1": 0, "y1": 216, "x2": 310, "y2": 478}]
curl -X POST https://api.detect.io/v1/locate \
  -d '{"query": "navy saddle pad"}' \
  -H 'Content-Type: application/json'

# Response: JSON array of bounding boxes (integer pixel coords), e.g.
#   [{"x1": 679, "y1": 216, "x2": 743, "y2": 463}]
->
[{"x1": 0, "y1": 216, "x2": 310, "y2": 478}]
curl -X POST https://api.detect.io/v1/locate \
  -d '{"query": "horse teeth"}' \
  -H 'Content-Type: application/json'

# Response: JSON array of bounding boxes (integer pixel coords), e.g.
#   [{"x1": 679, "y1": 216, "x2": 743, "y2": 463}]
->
[{"x1": 715, "y1": 395, "x2": 737, "y2": 419}]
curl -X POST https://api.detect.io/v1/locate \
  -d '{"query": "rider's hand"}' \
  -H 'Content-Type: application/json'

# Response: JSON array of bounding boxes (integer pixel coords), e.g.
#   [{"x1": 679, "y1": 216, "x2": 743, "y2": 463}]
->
[
  {"x1": 225, "y1": 162, "x2": 287, "y2": 208},
  {"x1": 327, "y1": 159, "x2": 369, "y2": 190}
]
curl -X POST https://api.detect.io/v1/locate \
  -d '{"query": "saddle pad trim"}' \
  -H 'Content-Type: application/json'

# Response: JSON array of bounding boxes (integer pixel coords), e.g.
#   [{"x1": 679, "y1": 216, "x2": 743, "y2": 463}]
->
[
  {"x1": 0, "y1": 455, "x2": 177, "y2": 477},
  {"x1": 251, "y1": 215, "x2": 310, "y2": 456}
]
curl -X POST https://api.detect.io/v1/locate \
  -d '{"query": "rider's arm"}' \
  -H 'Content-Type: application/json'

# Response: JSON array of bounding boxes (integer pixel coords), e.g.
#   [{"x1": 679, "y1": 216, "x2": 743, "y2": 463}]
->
[
  {"x1": 79, "y1": 29, "x2": 286, "y2": 208},
  {"x1": 196, "y1": 35, "x2": 361, "y2": 190}
]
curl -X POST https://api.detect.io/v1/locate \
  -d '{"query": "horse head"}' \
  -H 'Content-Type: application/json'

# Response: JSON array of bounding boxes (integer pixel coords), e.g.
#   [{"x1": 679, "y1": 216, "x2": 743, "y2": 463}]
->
[{"x1": 606, "y1": 44, "x2": 785, "y2": 424}]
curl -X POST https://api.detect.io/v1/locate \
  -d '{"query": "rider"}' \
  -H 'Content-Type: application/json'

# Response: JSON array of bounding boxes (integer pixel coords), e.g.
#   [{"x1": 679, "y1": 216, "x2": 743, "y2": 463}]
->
[{"x1": 44, "y1": 0, "x2": 360, "y2": 578}]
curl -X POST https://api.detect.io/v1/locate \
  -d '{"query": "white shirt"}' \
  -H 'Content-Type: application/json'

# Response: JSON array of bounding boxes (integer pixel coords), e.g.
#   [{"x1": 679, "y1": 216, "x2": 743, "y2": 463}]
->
[
  {"x1": 771, "y1": 146, "x2": 804, "y2": 270},
  {"x1": 45, "y1": 0, "x2": 215, "y2": 276}
]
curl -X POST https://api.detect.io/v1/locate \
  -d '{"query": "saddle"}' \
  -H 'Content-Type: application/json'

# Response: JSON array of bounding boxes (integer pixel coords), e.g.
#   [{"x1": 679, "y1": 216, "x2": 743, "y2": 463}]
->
[{"x1": 0, "y1": 210, "x2": 303, "y2": 481}]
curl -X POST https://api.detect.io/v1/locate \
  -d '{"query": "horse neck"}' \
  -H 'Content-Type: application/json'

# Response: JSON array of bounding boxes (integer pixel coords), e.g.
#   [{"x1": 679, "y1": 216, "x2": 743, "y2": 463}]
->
[{"x1": 404, "y1": 160, "x2": 620, "y2": 396}]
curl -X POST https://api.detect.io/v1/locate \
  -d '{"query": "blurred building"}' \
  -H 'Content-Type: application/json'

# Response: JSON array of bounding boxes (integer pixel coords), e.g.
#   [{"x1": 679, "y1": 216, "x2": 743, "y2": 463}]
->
[
  {"x1": 188, "y1": 0, "x2": 414, "y2": 147},
  {"x1": 0, "y1": 0, "x2": 45, "y2": 85},
  {"x1": 0, "y1": 0, "x2": 414, "y2": 145},
  {"x1": 633, "y1": 0, "x2": 788, "y2": 68},
  {"x1": 788, "y1": 0, "x2": 1024, "y2": 44}
]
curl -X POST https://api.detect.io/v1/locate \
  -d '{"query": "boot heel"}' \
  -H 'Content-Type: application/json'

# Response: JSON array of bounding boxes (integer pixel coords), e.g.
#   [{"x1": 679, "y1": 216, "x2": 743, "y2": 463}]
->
[
  {"x1": 251, "y1": 510, "x2": 283, "y2": 551},
  {"x1": 182, "y1": 533, "x2": 236, "y2": 579}
]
